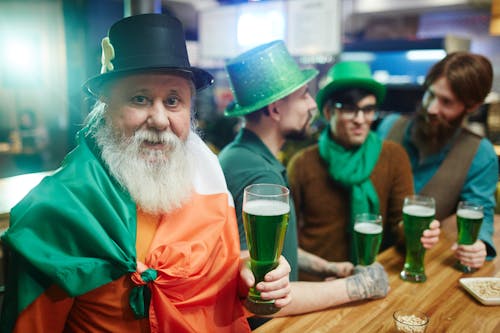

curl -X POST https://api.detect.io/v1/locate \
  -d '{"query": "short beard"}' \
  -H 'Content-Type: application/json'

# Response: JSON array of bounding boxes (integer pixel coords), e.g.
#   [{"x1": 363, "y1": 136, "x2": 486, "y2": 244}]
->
[
  {"x1": 93, "y1": 118, "x2": 194, "y2": 215},
  {"x1": 284, "y1": 111, "x2": 312, "y2": 141},
  {"x1": 284, "y1": 128, "x2": 308, "y2": 141},
  {"x1": 413, "y1": 105, "x2": 465, "y2": 151}
]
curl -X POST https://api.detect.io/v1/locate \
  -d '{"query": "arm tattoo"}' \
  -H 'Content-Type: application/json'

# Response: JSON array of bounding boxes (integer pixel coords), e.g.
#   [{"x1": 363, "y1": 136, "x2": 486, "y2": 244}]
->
[{"x1": 346, "y1": 263, "x2": 389, "y2": 301}]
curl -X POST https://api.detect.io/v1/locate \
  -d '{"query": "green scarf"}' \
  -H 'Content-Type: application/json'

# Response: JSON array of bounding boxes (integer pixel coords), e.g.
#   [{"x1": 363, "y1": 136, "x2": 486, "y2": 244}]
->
[
  {"x1": 0, "y1": 125, "x2": 139, "y2": 332},
  {"x1": 318, "y1": 127, "x2": 382, "y2": 263}
]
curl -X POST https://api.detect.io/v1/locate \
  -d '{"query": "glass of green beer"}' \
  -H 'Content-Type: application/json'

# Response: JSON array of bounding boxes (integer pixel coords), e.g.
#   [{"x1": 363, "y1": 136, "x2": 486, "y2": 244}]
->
[
  {"x1": 400, "y1": 195, "x2": 435, "y2": 283},
  {"x1": 242, "y1": 183, "x2": 290, "y2": 315},
  {"x1": 354, "y1": 213, "x2": 383, "y2": 265},
  {"x1": 454, "y1": 201, "x2": 484, "y2": 273}
]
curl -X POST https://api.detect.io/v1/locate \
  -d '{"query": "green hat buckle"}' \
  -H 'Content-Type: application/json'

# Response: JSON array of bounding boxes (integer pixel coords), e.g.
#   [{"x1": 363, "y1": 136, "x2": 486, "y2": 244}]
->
[
  {"x1": 224, "y1": 40, "x2": 318, "y2": 117},
  {"x1": 316, "y1": 61, "x2": 386, "y2": 115}
]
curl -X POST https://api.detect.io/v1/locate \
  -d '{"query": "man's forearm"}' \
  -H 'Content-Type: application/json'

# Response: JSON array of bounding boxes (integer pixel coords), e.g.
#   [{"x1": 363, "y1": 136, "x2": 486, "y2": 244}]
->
[
  {"x1": 273, "y1": 280, "x2": 350, "y2": 316},
  {"x1": 272, "y1": 263, "x2": 389, "y2": 316}
]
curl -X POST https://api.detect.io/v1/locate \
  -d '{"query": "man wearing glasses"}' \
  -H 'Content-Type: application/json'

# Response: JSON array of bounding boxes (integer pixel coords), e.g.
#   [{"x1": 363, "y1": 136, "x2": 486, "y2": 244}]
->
[{"x1": 287, "y1": 61, "x2": 440, "y2": 281}]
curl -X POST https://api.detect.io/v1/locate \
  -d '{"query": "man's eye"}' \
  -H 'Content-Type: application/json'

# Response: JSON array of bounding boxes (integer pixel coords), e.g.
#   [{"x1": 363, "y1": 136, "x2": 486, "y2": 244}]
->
[
  {"x1": 424, "y1": 90, "x2": 435, "y2": 101},
  {"x1": 165, "y1": 96, "x2": 179, "y2": 107},
  {"x1": 360, "y1": 105, "x2": 377, "y2": 112},
  {"x1": 342, "y1": 105, "x2": 358, "y2": 112},
  {"x1": 441, "y1": 98, "x2": 452, "y2": 106},
  {"x1": 131, "y1": 96, "x2": 149, "y2": 105}
]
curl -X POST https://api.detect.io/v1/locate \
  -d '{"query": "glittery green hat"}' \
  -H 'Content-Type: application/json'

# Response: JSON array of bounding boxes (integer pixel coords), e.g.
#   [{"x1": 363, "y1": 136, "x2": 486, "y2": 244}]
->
[
  {"x1": 316, "y1": 61, "x2": 386, "y2": 116},
  {"x1": 224, "y1": 40, "x2": 319, "y2": 117}
]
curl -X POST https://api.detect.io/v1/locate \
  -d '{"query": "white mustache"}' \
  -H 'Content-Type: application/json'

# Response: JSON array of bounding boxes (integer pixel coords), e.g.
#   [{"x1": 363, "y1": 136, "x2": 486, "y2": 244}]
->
[{"x1": 132, "y1": 130, "x2": 179, "y2": 145}]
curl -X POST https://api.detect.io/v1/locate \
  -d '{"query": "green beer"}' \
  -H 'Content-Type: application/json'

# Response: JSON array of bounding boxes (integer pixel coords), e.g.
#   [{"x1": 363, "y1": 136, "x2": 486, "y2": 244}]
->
[
  {"x1": 354, "y1": 222, "x2": 383, "y2": 265},
  {"x1": 401, "y1": 204, "x2": 435, "y2": 282},
  {"x1": 454, "y1": 203, "x2": 484, "y2": 273},
  {"x1": 243, "y1": 199, "x2": 289, "y2": 306},
  {"x1": 457, "y1": 208, "x2": 483, "y2": 245}
]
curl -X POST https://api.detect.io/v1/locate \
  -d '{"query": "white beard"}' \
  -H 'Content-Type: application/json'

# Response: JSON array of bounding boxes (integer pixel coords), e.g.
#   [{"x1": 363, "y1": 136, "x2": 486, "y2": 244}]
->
[{"x1": 94, "y1": 120, "x2": 194, "y2": 215}]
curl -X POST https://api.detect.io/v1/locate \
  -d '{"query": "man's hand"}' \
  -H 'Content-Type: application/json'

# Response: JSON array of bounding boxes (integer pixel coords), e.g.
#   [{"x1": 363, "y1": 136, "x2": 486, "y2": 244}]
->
[
  {"x1": 451, "y1": 240, "x2": 487, "y2": 269},
  {"x1": 324, "y1": 261, "x2": 354, "y2": 278},
  {"x1": 421, "y1": 219, "x2": 440, "y2": 249},
  {"x1": 322, "y1": 262, "x2": 354, "y2": 281},
  {"x1": 297, "y1": 248, "x2": 353, "y2": 279},
  {"x1": 345, "y1": 262, "x2": 389, "y2": 301},
  {"x1": 239, "y1": 255, "x2": 292, "y2": 309}
]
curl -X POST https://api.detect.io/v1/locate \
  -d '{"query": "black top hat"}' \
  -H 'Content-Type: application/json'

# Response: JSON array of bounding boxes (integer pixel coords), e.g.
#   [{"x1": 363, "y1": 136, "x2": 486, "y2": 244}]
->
[{"x1": 83, "y1": 13, "x2": 214, "y2": 96}]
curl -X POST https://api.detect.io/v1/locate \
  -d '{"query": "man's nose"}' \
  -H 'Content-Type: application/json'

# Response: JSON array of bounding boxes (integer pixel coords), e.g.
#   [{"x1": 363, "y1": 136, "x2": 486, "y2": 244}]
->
[
  {"x1": 353, "y1": 110, "x2": 367, "y2": 123},
  {"x1": 147, "y1": 101, "x2": 170, "y2": 130},
  {"x1": 307, "y1": 93, "x2": 317, "y2": 110},
  {"x1": 306, "y1": 93, "x2": 318, "y2": 115}
]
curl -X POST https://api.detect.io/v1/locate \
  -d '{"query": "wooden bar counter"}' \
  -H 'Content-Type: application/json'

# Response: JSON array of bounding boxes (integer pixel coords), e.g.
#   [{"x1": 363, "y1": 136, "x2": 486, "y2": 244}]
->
[{"x1": 255, "y1": 216, "x2": 500, "y2": 333}]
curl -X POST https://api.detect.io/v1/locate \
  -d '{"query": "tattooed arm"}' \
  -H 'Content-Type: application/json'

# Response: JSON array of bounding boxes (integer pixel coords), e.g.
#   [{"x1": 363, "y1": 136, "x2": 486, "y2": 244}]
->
[
  {"x1": 272, "y1": 262, "x2": 389, "y2": 317},
  {"x1": 345, "y1": 263, "x2": 389, "y2": 300},
  {"x1": 298, "y1": 248, "x2": 354, "y2": 279}
]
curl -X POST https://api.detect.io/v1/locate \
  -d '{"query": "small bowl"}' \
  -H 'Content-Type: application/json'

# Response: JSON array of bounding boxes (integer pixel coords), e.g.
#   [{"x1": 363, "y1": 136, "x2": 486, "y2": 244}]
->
[{"x1": 393, "y1": 309, "x2": 429, "y2": 333}]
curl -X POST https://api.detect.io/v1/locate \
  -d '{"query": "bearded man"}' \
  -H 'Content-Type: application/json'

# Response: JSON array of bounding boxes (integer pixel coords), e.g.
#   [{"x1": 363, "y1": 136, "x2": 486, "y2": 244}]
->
[
  {"x1": 0, "y1": 14, "x2": 291, "y2": 333},
  {"x1": 287, "y1": 61, "x2": 440, "y2": 279},
  {"x1": 377, "y1": 52, "x2": 497, "y2": 270},
  {"x1": 219, "y1": 42, "x2": 390, "y2": 331}
]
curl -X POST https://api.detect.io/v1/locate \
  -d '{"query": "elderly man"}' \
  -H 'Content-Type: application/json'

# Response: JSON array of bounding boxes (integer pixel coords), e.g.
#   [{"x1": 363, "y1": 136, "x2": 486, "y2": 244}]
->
[
  {"x1": 219, "y1": 42, "x2": 390, "y2": 330},
  {"x1": 287, "y1": 61, "x2": 440, "y2": 280},
  {"x1": 377, "y1": 52, "x2": 497, "y2": 269},
  {"x1": 0, "y1": 14, "x2": 291, "y2": 333}
]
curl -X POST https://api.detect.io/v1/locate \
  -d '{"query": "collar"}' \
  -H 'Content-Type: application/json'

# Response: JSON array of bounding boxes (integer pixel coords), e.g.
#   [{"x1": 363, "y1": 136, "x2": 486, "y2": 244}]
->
[{"x1": 234, "y1": 128, "x2": 285, "y2": 173}]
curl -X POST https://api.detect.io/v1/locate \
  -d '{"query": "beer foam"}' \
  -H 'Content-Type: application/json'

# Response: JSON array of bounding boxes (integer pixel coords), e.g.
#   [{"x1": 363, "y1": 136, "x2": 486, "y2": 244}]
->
[
  {"x1": 354, "y1": 222, "x2": 382, "y2": 234},
  {"x1": 403, "y1": 204, "x2": 435, "y2": 217},
  {"x1": 243, "y1": 199, "x2": 290, "y2": 216},
  {"x1": 457, "y1": 208, "x2": 484, "y2": 220}
]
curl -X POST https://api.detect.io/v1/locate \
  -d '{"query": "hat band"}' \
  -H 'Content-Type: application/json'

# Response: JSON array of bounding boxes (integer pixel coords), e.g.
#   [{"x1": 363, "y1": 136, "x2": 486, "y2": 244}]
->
[{"x1": 111, "y1": 54, "x2": 191, "y2": 72}]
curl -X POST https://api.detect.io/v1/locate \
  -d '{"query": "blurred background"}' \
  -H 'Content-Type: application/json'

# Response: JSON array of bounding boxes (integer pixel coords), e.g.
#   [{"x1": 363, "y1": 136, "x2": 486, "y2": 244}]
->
[{"x1": 0, "y1": 0, "x2": 499, "y2": 178}]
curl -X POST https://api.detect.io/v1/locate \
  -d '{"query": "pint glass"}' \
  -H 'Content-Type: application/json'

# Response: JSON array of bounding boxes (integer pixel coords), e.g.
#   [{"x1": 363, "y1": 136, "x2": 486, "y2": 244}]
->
[
  {"x1": 354, "y1": 213, "x2": 383, "y2": 265},
  {"x1": 400, "y1": 195, "x2": 435, "y2": 282},
  {"x1": 454, "y1": 201, "x2": 483, "y2": 273},
  {"x1": 242, "y1": 183, "x2": 290, "y2": 315}
]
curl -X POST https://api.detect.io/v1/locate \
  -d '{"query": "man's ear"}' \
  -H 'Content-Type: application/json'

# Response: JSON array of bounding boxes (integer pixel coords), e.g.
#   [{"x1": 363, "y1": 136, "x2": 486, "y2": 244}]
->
[
  {"x1": 323, "y1": 106, "x2": 332, "y2": 120},
  {"x1": 465, "y1": 102, "x2": 482, "y2": 114},
  {"x1": 267, "y1": 102, "x2": 281, "y2": 121}
]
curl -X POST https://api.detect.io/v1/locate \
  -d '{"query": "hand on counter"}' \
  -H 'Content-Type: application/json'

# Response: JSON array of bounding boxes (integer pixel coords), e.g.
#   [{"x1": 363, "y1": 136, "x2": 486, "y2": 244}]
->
[{"x1": 346, "y1": 262, "x2": 389, "y2": 301}]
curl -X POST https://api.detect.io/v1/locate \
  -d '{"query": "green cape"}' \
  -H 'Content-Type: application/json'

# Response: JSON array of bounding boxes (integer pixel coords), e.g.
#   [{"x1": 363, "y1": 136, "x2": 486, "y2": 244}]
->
[{"x1": 0, "y1": 125, "x2": 137, "y2": 332}]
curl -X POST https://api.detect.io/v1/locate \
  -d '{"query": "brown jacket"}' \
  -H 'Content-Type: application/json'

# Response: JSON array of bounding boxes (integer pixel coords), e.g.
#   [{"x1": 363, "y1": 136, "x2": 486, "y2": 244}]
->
[{"x1": 287, "y1": 141, "x2": 414, "y2": 281}]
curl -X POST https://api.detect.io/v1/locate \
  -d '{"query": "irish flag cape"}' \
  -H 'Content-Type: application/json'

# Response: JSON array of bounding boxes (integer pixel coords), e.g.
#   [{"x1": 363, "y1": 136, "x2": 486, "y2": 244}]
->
[{"x1": 0, "y1": 125, "x2": 248, "y2": 332}]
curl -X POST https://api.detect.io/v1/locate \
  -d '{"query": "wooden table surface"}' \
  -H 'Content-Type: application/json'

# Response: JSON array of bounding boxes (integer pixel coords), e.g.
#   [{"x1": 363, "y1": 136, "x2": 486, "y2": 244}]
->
[{"x1": 255, "y1": 215, "x2": 500, "y2": 333}]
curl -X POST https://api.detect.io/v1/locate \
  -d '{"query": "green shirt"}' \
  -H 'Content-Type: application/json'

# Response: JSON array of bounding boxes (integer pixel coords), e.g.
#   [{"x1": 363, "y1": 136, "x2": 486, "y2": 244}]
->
[{"x1": 219, "y1": 128, "x2": 298, "y2": 281}]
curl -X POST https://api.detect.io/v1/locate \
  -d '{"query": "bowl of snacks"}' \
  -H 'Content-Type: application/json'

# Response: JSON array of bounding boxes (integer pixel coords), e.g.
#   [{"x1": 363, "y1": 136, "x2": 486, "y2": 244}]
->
[{"x1": 393, "y1": 309, "x2": 429, "y2": 333}]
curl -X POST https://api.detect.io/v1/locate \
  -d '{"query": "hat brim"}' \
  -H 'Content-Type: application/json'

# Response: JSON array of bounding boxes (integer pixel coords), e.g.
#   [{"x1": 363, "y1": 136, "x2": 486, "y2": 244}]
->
[
  {"x1": 83, "y1": 66, "x2": 214, "y2": 97},
  {"x1": 316, "y1": 78, "x2": 386, "y2": 116},
  {"x1": 224, "y1": 68, "x2": 318, "y2": 117}
]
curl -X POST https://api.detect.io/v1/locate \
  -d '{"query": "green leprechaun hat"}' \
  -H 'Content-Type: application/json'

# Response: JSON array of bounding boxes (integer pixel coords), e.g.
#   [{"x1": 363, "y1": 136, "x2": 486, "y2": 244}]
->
[
  {"x1": 224, "y1": 40, "x2": 318, "y2": 117},
  {"x1": 316, "y1": 61, "x2": 386, "y2": 116}
]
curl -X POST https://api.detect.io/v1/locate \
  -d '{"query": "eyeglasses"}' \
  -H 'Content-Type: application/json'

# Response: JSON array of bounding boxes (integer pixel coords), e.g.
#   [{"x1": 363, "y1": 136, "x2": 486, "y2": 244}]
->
[{"x1": 334, "y1": 102, "x2": 378, "y2": 120}]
